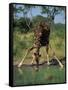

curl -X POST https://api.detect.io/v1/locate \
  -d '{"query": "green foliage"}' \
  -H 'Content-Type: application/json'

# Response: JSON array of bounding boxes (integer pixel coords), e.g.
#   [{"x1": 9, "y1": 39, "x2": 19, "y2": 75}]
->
[
  {"x1": 14, "y1": 17, "x2": 32, "y2": 33},
  {"x1": 32, "y1": 15, "x2": 48, "y2": 24}
]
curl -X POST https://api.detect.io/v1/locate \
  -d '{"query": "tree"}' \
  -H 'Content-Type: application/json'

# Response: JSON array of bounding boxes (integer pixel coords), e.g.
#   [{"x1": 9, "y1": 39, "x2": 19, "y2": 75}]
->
[
  {"x1": 32, "y1": 15, "x2": 48, "y2": 26},
  {"x1": 14, "y1": 17, "x2": 32, "y2": 33},
  {"x1": 13, "y1": 4, "x2": 20, "y2": 20},
  {"x1": 14, "y1": 4, "x2": 35, "y2": 29},
  {"x1": 41, "y1": 6, "x2": 65, "y2": 24}
]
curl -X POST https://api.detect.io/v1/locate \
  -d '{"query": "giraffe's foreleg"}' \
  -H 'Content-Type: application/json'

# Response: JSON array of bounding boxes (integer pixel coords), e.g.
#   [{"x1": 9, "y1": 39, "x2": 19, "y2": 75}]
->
[
  {"x1": 18, "y1": 46, "x2": 35, "y2": 68},
  {"x1": 31, "y1": 45, "x2": 40, "y2": 64},
  {"x1": 49, "y1": 44, "x2": 63, "y2": 69},
  {"x1": 46, "y1": 44, "x2": 50, "y2": 65},
  {"x1": 31, "y1": 53, "x2": 35, "y2": 64},
  {"x1": 33, "y1": 47, "x2": 40, "y2": 71},
  {"x1": 18, "y1": 51, "x2": 28, "y2": 68},
  {"x1": 54, "y1": 55, "x2": 63, "y2": 69},
  {"x1": 46, "y1": 54, "x2": 50, "y2": 65}
]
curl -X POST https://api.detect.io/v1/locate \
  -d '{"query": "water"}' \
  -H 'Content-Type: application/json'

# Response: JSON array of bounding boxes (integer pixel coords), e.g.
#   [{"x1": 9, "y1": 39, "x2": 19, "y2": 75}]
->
[{"x1": 13, "y1": 65, "x2": 66, "y2": 86}]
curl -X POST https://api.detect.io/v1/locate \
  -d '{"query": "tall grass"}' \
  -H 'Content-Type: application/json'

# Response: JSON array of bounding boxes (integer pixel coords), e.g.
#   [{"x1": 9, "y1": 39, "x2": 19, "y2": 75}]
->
[{"x1": 13, "y1": 24, "x2": 65, "y2": 63}]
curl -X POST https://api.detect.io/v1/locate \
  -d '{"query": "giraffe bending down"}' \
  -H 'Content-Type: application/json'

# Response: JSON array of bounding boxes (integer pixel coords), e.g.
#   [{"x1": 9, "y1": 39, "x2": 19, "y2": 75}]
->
[{"x1": 18, "y1": 21, "x2": 63, "y2": 69}]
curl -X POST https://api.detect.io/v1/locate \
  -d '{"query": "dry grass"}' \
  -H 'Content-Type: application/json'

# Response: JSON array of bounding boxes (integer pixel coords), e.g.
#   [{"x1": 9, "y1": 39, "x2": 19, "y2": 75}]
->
[{"x1": 13, "y1": 24, "x2": 65, "y2": 64}]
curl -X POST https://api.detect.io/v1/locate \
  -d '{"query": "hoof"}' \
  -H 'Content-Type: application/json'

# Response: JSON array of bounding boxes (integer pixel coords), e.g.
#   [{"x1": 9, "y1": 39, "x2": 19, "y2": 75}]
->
[
  {"x1": 60, "y1": 65, "x2": 64, "y2": 69},
  {"x1": 17, "y1": 63, "x2": 22, "y2": 68},
  {"x1": 30, "y1": 61, "x2": 34, "y2": 65},
  {"x1": 47, "y1": 62, "x2": 51, "y2": 65}
]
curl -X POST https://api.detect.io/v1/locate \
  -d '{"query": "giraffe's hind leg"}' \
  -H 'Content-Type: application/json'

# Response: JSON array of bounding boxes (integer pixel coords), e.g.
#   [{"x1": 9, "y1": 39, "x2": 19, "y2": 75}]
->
[
  {"x1": 32, "y1": 47, "x2": 40, "y2": 71},
  {"x1": 46, "y1": 44, "x2": 50, "y2": 65},
  {"x1": 31, "y1": 47, "x2": 41, "y2": 64}
]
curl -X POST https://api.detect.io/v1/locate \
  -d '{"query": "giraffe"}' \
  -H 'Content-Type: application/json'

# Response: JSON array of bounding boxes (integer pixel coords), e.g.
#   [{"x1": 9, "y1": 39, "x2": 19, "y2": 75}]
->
[{"x1": 18, "y1": 21, "x2": 63, "y2": 70}]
